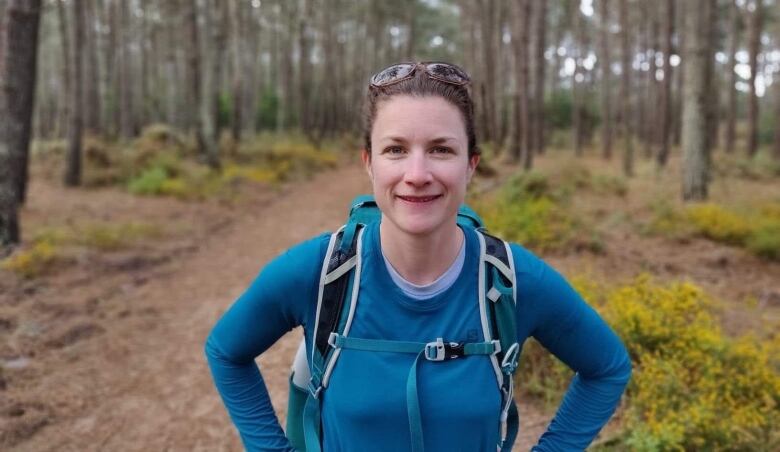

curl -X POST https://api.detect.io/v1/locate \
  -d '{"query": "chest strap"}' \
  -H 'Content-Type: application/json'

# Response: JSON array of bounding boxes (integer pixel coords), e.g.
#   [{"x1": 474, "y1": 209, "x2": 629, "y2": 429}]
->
[{"x1": 331, "y1": 333, "x2": 501, "y2": 452}]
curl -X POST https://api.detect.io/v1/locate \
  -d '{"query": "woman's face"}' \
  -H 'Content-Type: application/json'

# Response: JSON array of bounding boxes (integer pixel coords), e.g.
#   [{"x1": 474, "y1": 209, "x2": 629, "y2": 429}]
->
[{"x1": 363, "y1": 95, "x2": 479, "y2": 238}]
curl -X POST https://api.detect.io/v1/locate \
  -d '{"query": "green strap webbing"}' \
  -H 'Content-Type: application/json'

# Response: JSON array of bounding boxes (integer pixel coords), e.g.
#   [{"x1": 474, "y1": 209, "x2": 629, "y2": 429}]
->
[
  {"x1": 303, "y1": 387, "x2": 322, "y2": 452},
  {"x1": 332, "y1": 335, "x2": 499, "y2": 357}
]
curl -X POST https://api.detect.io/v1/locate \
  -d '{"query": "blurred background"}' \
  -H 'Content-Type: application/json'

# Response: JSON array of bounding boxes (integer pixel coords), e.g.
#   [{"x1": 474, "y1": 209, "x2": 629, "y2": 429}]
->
[{"x1": 0, "y1": 0, "x2": 779, "y2": 451}]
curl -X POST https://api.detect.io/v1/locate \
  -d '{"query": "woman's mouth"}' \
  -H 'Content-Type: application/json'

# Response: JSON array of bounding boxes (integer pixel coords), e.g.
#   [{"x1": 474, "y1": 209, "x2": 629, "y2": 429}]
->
[{"x1": 396, "y1": 195, "x2": 442, "y2": 203}]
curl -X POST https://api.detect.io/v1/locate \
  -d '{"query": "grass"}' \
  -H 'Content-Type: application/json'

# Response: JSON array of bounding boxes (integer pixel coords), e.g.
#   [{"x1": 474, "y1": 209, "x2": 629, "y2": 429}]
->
[{"x1": 1, "y1": 221, "x2": 164, "y2": 278}]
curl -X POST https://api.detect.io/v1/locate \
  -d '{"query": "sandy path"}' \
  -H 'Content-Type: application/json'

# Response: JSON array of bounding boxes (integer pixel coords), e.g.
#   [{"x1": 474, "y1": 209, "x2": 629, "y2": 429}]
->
[{"x1": 10, "y1": 164, "x2": 548, "y2": 451}]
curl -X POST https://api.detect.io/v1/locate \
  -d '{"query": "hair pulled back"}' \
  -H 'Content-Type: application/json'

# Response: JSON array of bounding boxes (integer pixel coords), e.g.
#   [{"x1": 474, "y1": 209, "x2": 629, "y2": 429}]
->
[{"x1": 362, "y1": 66, "x2": 479, "y2": 158}]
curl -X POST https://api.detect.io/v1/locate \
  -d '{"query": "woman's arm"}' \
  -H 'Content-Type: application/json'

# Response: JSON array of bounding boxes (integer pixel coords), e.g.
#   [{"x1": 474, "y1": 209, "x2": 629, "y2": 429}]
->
[
  {"x1": 205, "y1": 234, "x2": 329, "y2": 451},
  {"x1": 511, "y1": 244, "x2": 632, "y2": 451}
]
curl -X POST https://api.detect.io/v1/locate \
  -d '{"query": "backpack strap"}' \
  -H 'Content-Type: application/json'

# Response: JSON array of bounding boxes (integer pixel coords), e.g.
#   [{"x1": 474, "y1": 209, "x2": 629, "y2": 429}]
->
[
  {"x1": 476, "y1": 230, "x2": 520, "y2": 452},
  {"x1": 304, "y1": 224, "x2": 366, "y2": 452}
]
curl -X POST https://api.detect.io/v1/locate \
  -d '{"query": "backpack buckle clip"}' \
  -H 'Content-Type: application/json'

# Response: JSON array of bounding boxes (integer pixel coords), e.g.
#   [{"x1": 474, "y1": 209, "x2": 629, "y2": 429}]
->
[{"x1": 425, "y1": 338, "x2": 464, "y2": 361}]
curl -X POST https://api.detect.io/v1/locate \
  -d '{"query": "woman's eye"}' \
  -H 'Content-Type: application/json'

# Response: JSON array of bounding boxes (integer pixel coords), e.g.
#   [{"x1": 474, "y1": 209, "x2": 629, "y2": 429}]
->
[
  {"x1": 431, "y1": 146, "x2": 453, "y2": 154},
  {"x1": 384, "y1": 146, "x2": 405, "y2": 155}
]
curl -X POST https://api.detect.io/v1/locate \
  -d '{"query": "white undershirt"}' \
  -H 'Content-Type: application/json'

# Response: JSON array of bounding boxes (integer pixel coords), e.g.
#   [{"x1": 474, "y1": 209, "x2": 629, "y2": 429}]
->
[{"x1": 382, "y1": 239, "x2": 466, "y2": 300}]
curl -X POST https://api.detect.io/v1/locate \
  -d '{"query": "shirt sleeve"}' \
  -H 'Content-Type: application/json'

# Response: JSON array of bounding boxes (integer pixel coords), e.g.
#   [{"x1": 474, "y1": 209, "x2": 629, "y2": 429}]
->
[
  {"x1": 510, "y1": 244, "x2": 632, "y2": 451},
  {"x1": 204, "y1": 233, "x2": 329, "y2": 452}
]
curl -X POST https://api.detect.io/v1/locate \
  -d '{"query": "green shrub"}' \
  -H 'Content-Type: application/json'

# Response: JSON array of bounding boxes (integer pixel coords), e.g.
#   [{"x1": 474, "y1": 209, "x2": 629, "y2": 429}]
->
[
  {"x1": 127, "y1": 167, "x2": 169, "y2": 195},
  {"x1": 746, "y1": 218, "x2": 780, "y2": 260}
]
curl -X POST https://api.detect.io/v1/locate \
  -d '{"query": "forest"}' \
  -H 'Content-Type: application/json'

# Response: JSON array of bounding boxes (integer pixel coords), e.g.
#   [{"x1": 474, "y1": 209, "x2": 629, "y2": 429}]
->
[{"x1": 1, "y1": 0, "x2": 779, "y2": 450}]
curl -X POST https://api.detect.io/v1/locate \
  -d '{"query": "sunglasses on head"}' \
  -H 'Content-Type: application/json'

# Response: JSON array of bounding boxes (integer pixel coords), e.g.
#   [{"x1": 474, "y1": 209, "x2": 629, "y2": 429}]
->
[{"x1": 369, "y1": 62, "x2": 471, "y2": 88}]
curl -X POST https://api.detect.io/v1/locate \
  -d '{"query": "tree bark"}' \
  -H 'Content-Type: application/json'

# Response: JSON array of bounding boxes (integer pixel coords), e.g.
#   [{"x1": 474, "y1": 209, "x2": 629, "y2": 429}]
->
[
  {"x1": 682, "y1": 0, "x2": 714, "y2": 201},
  {"x1": 724, "y1": 0, "x2": 740, "y2": 153},
  {"x1": 82, "y1": 0, "x2": 101, "y2": 134},
  {"x1": 0, "y1": 0, "x2": 41, "y2": 246},
  {"x1": 532, "y1": 0, "x2": 547, "y2": 156},
  {"x1": 199, "y1": 0, "x2": 223, "y2": 168},
  {"x1": 598, "y1": 0, "x2": 613, "y2": 160},
  {"x1": 657, "y1": 0, "x2": 674, "y2": 167},
  {"x1": 229, "y1": 0, "x2": 243, "y2": 141},
  {"x1": 117, "y1": 0, "x2": 134, "y2": 138},
  {"x1": 64, "y1": 0, "x2": 84, "y2": 186},
  {"x1": 511, "y1": 0, "x2": 531, "y2": 168},
  {"x1": 619, "y1": 0, "x2": 634, "y2": 176},
  {"x1": 298, "y1": 0, "x2": 313, "y2": 134},
  {"x1": 746, "y1": 0, "x2": 762, "y2": 157},
  {"x1": 56, "y1": 0, "x2": 71, "y2": 139},
  {"x1": 571, "y1": 0, "x2": 584, "y2": 157}
]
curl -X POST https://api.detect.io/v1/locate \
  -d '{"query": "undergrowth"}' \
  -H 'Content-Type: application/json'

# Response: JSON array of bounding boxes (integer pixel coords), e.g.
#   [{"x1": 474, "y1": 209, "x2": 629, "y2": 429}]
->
[
  {"x1": 516, "y1": 276, "x2": 779, "y2": 451},
  {"x1": 475, "y1": 162, "x2": 624, "y2": 253},
  {"x1": 645, "y1": 200, "x2": 780, "y2": 261},
  {"x1": 0, "y1": 222, "x2": 163, "y2": 278}
]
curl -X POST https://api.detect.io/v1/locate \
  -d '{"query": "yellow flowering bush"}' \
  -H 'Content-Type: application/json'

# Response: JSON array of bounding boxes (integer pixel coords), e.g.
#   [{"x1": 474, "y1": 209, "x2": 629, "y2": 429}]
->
[
  {"x1": 516, "y1": 276, "x2": 779, "y2": 450},
  {"x1": 646, "y1": 201, "x2": 780, "y2": 261},
  {"x1": 0, "y1": 240, "x2": 60, "y2": 278},
  {"x1": 596, "y1": 276, "x2": 779, "y2": 451},
  {"x1": 686, "y1": 204, "x2": 752, "y2": 245}
]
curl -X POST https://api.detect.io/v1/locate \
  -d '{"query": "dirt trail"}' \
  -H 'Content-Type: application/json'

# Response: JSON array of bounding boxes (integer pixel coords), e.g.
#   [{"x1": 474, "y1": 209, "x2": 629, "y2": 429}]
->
[{"x1": 7, "y1": 164, "x2": 549, "y2": 451}]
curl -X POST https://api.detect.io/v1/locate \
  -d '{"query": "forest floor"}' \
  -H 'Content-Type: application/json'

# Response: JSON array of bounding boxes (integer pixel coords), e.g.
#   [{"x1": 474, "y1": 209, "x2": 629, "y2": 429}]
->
[{"x1": 1, "y1": 151, "x2": 778, "y2": 451}]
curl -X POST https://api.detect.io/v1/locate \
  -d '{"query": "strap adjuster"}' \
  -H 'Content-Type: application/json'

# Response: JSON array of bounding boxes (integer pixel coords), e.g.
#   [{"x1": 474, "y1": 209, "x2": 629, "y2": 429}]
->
[{"x1": 424, "y1": 337, "x2": 464, "y2": 361}]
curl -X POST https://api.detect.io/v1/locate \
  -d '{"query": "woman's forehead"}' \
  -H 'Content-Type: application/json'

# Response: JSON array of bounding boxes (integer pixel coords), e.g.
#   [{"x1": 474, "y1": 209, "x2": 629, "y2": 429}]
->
[{"x1": 372, "y1": 96, "x2": 467, "y2": 140}]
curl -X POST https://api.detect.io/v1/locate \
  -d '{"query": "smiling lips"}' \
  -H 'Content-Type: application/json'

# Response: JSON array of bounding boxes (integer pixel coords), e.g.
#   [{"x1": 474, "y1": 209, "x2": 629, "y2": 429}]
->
[{"x1": 396, "y1": 195, "x2": 442, "y2": 203}]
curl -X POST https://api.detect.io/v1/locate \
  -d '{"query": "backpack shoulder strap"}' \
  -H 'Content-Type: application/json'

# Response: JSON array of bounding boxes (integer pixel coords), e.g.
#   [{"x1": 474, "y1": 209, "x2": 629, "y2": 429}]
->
[
  {"x1": 476, "y1": 230, "x2": 520, "y2": 451},
  {"x1": 303, "y1": 224, "x2": 365, "y2": 452}
]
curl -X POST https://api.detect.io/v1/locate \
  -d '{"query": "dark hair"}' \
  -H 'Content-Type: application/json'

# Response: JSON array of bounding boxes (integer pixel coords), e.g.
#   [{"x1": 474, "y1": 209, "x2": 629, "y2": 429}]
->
[{"x1": 362, "y1": 66, "x2": 479, "y2": 158}]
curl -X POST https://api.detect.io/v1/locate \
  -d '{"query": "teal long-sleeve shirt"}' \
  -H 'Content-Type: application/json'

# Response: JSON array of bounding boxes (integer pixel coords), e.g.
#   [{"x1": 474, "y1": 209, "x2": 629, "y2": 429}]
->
[{"x1": 205, "y1": 222, "x2": 631, "y2": 451}]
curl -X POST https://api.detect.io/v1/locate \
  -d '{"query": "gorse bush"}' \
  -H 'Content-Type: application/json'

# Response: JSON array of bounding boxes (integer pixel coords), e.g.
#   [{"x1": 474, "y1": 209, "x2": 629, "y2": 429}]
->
[
  {"x1": 0, "y1": 222, "x2": 164, "y2": 278},
  {"x1": 517, "y1": 276, "x2": 780, "y2": 450},
  {"x1": 686, "y1": 204, "x2": 752, "y2": 245},
  {"x1": 476, "y1": 172, "x2": 578, "y2": 253},
  {"x1": 0, "y1": 240, "x2": 60, "y2": 278},
  {"x1": 646, "y1": 201, "x2": 780, "y2": 261}
]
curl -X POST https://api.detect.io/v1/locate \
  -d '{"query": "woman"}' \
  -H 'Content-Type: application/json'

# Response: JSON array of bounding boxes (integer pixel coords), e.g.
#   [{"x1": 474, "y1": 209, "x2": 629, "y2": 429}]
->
[{"x1": 205, "y1": 62, "x2": 631, "y2": 452}]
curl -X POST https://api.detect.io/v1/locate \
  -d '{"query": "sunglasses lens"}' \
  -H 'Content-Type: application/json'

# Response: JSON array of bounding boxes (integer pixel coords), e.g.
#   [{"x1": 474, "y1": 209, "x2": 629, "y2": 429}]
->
[
  {"x1": 427, "y1": 63, "x2": 469, "y2": 84},
  {"x1": 371, "y1": 64, "x2": 415, "y2": 86}
]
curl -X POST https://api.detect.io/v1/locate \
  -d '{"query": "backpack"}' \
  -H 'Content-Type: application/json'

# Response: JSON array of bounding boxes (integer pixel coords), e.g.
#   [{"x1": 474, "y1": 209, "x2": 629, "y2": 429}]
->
[{"x1": 285, "y1": 195, "x2": 520, "y2": 452}]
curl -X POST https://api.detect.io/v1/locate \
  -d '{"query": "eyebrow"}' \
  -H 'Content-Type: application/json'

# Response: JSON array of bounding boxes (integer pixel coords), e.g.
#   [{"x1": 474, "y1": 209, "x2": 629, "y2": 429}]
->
[{"x1": 382, "y1": 136, "x2": 459, "y2": 144}]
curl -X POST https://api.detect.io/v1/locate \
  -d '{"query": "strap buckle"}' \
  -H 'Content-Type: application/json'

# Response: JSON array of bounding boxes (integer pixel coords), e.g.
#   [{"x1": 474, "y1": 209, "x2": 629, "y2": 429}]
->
[
  {"x1": 424, "y1": 337, "x2": 464, "y2": 361},
  {"x1": 501, "y1": 342, "x2": 520, "y2": 374}
]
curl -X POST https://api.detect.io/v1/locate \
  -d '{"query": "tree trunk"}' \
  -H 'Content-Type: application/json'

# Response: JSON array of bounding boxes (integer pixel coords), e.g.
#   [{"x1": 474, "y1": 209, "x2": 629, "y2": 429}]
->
[
  {"x1": 199, "y1": 0, "x2": 223, "y2": 169},
  {"x1": 598, "y1": 0, "x2": 613, "y2": 160},
  {"x1": 229, "y1": 0, "x2": 243, "y2": 141},
  {"x1": 185, "y1": 0, "x2": 205, "y2": 152},
  {"x1": 298, "y1": 0, "x2": 313, "y2": 134},
  {"x1": 479, "y1": 0, "x2": 498, "y2": 144},
  {"x1": 746, "y1": 0, "x2": 762, "y2": 157},
  {"x1": 657, "y1": 0, "x2": 674, "y2": 167},
  {"x1": 64, "y1": 0, "x2": 84, "y2": 186},
  {"x1": 56, "y1": 0, "x2": 71, "y2": 139},
  {"x1": 117, "y1": 0, "x2": 134, "y2": 138},
  {"x1": 531, "y1": 0, "x2": 547, "y2": 156},
  {"x1": 724, "y1": 0, "x2": 740, "y2": 153},
  {"x1": 619, "y1": 0, "x2": 634, "y2": 177},
  {"x1": 682, "y1": 0, "x2": 714, "y2": 201},
  {"x1": 774, "y1": 71, "x2": 780, "y2": 160},
  {"x1": 571, "y1": 0, "x2": 583, "y2": 157},
  {"x1": 511, "y1": 0, "x2": 531, "y2": 168},
  {"x1": 83, "y1": 0, "x2": 100, "y2": 134},
  {"x1": 0, "y1": 0, "x2": 41, "y2": 247}
]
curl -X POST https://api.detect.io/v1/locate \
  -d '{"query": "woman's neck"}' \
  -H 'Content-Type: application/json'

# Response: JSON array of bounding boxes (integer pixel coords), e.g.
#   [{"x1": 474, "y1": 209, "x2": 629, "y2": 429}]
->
[{"x1": 379, "y1": 220, "x2": 464, "y2": 285}]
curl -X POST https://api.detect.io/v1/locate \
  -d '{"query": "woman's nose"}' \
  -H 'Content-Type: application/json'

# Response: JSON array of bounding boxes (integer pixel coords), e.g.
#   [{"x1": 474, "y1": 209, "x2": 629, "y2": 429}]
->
[{"x1": 403, "y1": 152, "x2": 433, "y2": 186}]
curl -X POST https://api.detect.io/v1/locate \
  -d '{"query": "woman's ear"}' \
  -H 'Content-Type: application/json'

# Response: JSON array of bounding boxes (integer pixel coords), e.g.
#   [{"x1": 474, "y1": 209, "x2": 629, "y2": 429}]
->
[
  {"x1": 467, "y1": 154, "x2": 480, "y2": 181},
  {"x1": 361, "y1": 148, "x2": 373, "y2": 179}
]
